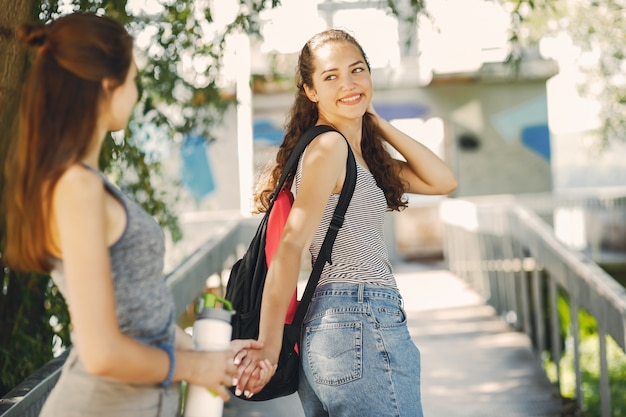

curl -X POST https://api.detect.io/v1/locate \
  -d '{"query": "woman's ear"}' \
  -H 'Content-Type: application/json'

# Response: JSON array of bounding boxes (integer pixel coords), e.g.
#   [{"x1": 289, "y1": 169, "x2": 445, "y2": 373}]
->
[
  {"x1": 303, "y1": 84, "x2": 318, "y2": 103},
  {"x1": 101, "y1": 77, "x2": 115, "y2": 96}
]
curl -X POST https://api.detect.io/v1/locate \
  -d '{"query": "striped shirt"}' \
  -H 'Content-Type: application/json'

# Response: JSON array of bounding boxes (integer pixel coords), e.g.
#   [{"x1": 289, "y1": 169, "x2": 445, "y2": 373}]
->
[{"x1": 296, "y1": 153, "x2": 397, "y2": 289}]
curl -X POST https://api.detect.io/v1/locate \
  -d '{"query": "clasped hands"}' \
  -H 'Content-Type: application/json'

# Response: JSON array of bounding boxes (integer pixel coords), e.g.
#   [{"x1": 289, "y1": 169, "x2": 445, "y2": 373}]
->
[{"x1": 229, "y1": 340, "x2": 277, "y2": 400}]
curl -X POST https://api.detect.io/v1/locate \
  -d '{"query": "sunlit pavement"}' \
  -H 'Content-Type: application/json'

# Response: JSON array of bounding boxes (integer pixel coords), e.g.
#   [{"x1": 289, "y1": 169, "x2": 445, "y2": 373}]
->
[
  {"x1": 223, "y1": 261, "x2": 562, "y2": 417},
  {"x1": 397, "y1": 262, "x2": 562, "y2": 417}
]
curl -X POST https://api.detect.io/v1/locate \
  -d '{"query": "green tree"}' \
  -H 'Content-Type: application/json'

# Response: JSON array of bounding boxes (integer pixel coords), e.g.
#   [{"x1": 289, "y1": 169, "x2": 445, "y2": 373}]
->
[
  {"x1": 0, "y1": 0, "x2": 428, "y2": 396},
  {"x1": 500, "y1": 0, "x2": 626, "y2": 150}
]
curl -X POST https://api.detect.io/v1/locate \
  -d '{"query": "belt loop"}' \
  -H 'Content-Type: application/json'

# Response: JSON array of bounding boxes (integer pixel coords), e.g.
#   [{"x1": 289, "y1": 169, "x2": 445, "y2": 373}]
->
[{"x1": 358, "y1": 283, "x2": 364, "y2": 303}]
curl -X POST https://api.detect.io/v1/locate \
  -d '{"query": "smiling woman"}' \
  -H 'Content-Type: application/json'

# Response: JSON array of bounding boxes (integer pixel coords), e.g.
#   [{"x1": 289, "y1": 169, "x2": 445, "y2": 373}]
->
[{"x1": 231, "y1": 28, "x2": 457, "y2": 417}]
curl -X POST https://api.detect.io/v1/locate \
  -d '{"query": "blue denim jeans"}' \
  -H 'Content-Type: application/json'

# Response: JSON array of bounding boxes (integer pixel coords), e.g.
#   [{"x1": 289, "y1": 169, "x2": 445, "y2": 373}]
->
[{"x1": 298, "y1": 283, "x2": 423, "y2": 417}]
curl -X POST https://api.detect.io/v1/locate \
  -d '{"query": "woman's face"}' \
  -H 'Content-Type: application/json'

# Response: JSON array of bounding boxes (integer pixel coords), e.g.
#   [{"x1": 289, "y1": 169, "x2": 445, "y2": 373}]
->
[
  {"x1": 103, "y1": 60, "x2": 139, "y2": 132},
  {"x1": 305, "y1": 41, "x2": 372, "y2": 123}
]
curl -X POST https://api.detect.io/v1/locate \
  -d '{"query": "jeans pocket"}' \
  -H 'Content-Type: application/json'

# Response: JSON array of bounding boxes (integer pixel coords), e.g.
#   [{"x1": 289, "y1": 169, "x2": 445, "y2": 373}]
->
[
  {"x1": 374, "y1": 304, "x2": 406, "y2": 328},
  {"x1": 304, "y1": 321, "x2": 362, "y2": 386}
]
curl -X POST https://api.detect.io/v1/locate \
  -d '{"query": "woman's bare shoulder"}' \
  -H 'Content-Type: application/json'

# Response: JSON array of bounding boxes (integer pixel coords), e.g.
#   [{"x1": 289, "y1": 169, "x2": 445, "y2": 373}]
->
[
  {"x1": 54, "y1": 164, "x2": 104, "y2": 200},
  {"x1": 303, "y1": 129, "x2": 348, "y2": 165}
]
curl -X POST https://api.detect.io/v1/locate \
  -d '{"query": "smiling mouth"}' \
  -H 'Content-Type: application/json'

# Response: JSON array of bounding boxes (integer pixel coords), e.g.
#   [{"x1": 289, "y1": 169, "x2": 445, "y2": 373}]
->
[{"x1": 340, "y1": 94, "x2": 361, "y2": 103}]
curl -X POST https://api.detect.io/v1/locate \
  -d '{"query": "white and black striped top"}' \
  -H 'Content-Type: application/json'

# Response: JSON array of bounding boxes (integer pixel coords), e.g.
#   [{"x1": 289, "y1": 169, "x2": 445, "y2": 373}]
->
[{"x1": 296, "y1": 154, "x2": 397, "y2": 289}]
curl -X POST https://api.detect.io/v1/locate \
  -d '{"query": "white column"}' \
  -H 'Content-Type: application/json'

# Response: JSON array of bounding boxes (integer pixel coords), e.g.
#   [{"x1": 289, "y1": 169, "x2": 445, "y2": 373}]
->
[{"x1": 234, "y1": 32, "x2": 254, "y2": 216}]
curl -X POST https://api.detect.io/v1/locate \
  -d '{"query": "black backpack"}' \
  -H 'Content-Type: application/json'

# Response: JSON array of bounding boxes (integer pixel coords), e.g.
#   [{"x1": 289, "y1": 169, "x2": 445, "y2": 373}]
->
[{"x1": 225, "y1": 125, "x2": 357, "y2": 401}]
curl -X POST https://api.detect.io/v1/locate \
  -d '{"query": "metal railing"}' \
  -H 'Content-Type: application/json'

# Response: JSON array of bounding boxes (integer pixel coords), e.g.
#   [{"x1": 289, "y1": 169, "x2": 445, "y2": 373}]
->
[
  {"x1": 441, "y1": 193, "x2": 626, "y2": 417},
  {"x1": 0, "y1": 217, "x2": 259, "y2": 417}
]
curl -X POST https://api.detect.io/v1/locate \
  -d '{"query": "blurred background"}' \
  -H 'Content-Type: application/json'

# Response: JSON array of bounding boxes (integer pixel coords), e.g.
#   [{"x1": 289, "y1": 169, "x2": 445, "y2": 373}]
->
[{"x1": 1, "y1": 1, "x2": 625, "y2": 415}]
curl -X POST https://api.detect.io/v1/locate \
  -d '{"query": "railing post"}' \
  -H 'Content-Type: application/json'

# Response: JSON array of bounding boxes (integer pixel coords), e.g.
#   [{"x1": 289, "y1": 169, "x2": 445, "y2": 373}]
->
[
  {"x1": 569, "y1": 294, "x2": 583, "y2": 411},
  {"x1": 480, "y1": 231, "x2": 497, "y2": 311},
  {"x1": 519, "y1": 263, "x2": 533, "y2": 339},
  {"x1": 548, "y1": 275, "x2": 561, "y2": 390},
  {"x1": 531, "y1": 262, "x2": 546, "y2": 354},
  {"x1": 501, "y1": 211, "x2": 519, "y2": 328},
  {"x1": 473, "y1": 229, "x2": 489, "y2": 300},
  {"x1": 447, "y1": 225, "x2": 461, "y2": 278},
  {"x1": 511, "y1": 211, "x2": 533, "y2": 338},
  {"x1": 598, "y1": 324, "x2": 611, "y2": 417}
]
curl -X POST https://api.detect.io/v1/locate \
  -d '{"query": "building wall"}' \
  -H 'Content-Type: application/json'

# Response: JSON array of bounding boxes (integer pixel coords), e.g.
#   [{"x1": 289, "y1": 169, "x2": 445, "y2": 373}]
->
[
  {"x1": 369, "y1": 72, "x2": 554, "y2": 259},
  {"x1": 424, "y1": 81, "x2": 553, "y2": 197},
  {"x1": 372, "y1": 76, "x2": 553, "y2": 198}
]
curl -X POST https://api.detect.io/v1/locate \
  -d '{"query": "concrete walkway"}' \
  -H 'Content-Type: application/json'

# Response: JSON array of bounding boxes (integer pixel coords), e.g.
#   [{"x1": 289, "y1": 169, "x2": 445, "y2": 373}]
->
[{"x1": 223, "y1": 261, "x2": 563, "y2": 417}]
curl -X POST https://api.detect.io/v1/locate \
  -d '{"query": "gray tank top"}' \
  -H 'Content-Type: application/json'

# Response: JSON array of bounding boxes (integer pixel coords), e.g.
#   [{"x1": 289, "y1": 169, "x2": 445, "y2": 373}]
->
[{"x1": 50, "y1": 166, "x2": 175, "y2": 348}]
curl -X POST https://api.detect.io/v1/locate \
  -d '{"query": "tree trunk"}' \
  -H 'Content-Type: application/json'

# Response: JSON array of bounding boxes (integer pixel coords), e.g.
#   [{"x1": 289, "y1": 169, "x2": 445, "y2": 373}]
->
[
  {"x1": 0, "y1": 0, "x2": 47, "y2": 397},
  {"x1": 0, "y1": 0, "x2": 34, "y2": 163}
]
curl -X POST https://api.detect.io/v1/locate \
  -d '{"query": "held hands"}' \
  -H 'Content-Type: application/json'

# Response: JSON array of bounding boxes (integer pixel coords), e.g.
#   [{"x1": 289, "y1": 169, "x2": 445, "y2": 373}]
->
[
  {"x1": 232, "y1": 344, "x2": 277, "y2": 399},
  {"x1": 186, "y1": 339, "x2": 266, "y2": 402}
]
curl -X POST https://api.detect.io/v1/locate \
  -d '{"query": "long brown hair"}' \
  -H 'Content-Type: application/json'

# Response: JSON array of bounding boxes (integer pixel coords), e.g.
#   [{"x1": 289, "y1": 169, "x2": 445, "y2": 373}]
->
[
  {"x1": 3, "y1": 13, "x2": 133, "y2": 273},
  {"x1": 254, "y1": 29, "x2": 407, "y2": 212}
]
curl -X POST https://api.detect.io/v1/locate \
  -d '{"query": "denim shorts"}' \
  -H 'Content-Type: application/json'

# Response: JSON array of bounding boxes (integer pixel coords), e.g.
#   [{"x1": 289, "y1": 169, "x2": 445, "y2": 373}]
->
[{"x1": 298, "y1": 283, "x2": 423, "y2": 417}]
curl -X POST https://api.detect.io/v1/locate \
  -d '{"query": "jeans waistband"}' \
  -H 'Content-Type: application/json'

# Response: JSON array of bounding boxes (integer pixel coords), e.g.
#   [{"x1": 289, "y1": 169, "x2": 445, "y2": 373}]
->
[{"x1": 313, "y1": 282, "x2": 402, "y2": 304}]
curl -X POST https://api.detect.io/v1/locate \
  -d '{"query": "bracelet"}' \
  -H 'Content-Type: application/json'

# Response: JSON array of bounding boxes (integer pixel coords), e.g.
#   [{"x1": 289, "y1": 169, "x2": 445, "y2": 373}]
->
[{"x1": 158, "y1": 343, "x2": 176, "y2": 388}]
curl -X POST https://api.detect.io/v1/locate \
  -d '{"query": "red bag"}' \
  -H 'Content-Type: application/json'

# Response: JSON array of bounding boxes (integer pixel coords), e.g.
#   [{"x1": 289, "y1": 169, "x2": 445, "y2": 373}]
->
[{"x1": 265, "y1": 187, "x2": 299, "y2": 326}]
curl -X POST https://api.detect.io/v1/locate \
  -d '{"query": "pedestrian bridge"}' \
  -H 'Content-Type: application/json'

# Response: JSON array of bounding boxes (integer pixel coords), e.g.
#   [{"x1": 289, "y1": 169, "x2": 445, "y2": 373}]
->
[
  {"x1": 222, "y1": 262, "x2": 565, "y2": 417},
  {"x1": 2, "y1": 190, "x2": 626, "y2": 417}
]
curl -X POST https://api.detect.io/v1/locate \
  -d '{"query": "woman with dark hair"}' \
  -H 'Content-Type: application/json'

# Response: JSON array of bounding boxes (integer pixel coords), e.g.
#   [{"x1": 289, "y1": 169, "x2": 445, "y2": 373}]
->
[
  {"x1": 234, "y1": 29, "x2": 457, "y2": 415},
  {"x1": 4, "y1": 12, "x2": 270, "y2": 416}
]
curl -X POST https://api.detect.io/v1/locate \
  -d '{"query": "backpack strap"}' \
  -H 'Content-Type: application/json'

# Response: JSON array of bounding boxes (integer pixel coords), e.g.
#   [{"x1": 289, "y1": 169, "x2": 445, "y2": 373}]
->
[
  {"x1": 287, "y1": 126, "x2": 358, "y2": 328},
  {"x1": 269, "y1": 125, "x2": 339, "y2": 209}
]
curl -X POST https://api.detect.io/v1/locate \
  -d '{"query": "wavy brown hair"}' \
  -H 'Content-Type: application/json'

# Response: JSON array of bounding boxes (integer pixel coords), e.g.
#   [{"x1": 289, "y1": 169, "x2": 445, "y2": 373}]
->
[
  {"x1": 254, "y1": 29, "x2": 407, "y2": 213},
  {"x1": 3, "y1": 13, "x2": 133, "y2": 273}
]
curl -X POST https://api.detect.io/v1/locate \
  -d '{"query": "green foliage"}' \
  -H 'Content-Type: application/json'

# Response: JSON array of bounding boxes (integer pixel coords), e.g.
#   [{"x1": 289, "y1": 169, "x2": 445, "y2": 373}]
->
[
  {"x1": 0, "y1": 271, "x2": 67, "y2": 394},
  {"x1": 565, "y1": 0, "x2": 626, "y2": 151},
  {"x1": 385, "y1": 0, "x2": 427, "y2": 25},
  {"x1": 579, "y1": 334, "x2": 626, "y2": 417},
  {"x1": 546, "y1": 291, "x2": 626, "y2": 415},
  {"x1": 499, "y1": 0, "x2": 626, "y2": 151}
]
